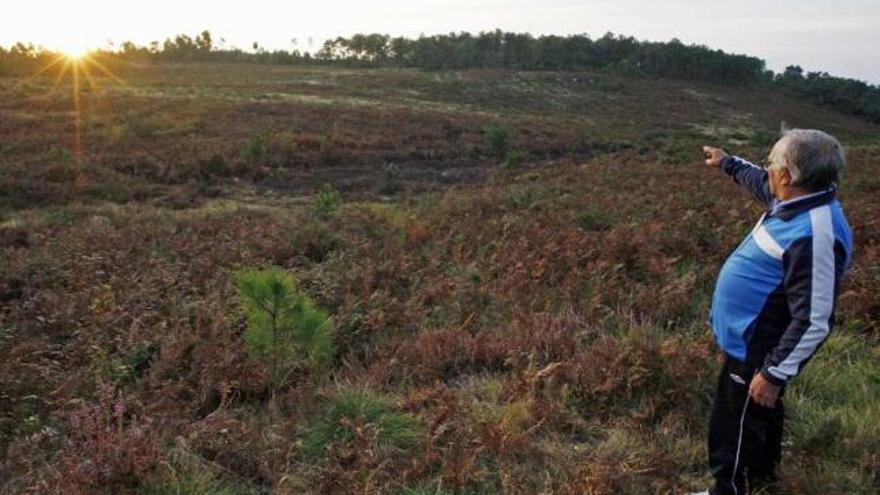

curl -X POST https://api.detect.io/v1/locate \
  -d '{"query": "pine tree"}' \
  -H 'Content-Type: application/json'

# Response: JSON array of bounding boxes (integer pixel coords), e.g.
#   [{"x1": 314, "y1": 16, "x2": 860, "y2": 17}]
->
[{"x1": 236, "y1": 267, "x2": 334, "y2": 402}]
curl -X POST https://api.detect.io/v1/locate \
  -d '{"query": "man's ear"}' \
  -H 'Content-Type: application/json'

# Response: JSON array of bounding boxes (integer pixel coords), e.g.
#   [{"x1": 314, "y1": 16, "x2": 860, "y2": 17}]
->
[{"x1": 778, "y1": 168, "x2": 793, "y2": 187}]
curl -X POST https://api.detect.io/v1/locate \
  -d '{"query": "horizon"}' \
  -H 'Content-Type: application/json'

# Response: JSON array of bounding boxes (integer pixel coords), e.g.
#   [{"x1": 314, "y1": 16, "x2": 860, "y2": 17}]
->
[{"x1": 2, "y1": 0, "x2": 879, "y2": 85}]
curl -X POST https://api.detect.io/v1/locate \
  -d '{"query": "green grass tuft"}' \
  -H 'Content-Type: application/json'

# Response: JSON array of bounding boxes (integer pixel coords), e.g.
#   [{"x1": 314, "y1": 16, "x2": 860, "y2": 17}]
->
[{"x1": 302, "y1": 386, "x2": 423, "y2": 459}]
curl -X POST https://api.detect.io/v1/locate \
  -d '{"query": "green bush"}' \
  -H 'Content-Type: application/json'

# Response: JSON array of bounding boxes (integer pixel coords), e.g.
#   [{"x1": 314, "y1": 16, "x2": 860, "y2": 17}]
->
[
  {"x1": 240, "y1": 133, "x2": 268, "y2": 164},
  {"x1": 501, "y1": 150, "x2": 524, "y2": 169},
  {"x1": 236, "y1": 267, "x2": 335, "y2": 399},
  {"x1": 302, "y1": 387, "x2": 422, "y2": 459},
  {"x1": 311, "y1": 183, "x2": 342, "y2": 217},
  {"x1": 483, "y1": 123, "x2": 511, "y2": 158}
]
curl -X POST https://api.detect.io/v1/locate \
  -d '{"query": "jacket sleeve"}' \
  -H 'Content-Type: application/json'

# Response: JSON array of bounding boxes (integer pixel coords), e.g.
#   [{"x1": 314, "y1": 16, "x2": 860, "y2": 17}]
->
[
  {"x1": 759, "y1": 225, "x2": 840, "y2": 386},
  {"x1": 720, "y1": 155, "x2": 774, "y2": 206}
]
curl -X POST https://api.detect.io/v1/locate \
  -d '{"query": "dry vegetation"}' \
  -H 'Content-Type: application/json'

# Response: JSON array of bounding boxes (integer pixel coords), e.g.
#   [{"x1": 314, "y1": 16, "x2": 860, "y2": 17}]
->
[{"x1": 1, "y1": 63, "x2": 878, "y2": 494}]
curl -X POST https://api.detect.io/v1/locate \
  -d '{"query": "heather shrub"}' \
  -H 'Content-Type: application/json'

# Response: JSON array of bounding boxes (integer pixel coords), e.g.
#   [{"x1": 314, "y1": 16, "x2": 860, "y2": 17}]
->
[
  {"x1": 369, "y1": 327, "x2": 507, "y2": 386},
  {"x1": 287, "y1": 216, "x2": 343, "y2": 262},
  {"x1": 90, "y1": 342, "x2": 159, "y2": 387},
  {"x1": 269, "y1": 130, "x2": 299, "y2": 167},
  {"x1": 504, "y1": 184, "x2": 538, "y2": 209},
  {"x1": 441, "y1": 122, "x2": 463, "y2": 146},
  {"x1": 46, "y1": 381, "x2": 161, "y2": 495},
  {"x1": 41, "y1": 153, "x2": 78, "y2": 183},
  {"x1": 183, "y1": 412, "x2": 270, "y2": 484},
  {"x1": 567, "y1": 325, "x2": 713, "y2": 425},
  {"x1": 302, "y1": 386, "x2": 422, "y2": 460},
  {"x1": 236, "y1": 267, "x2": 335, "y2": 400},
  {"x1": 377, "y1": 161, "x2": 401, "y2": 195},
  {"x1": 198, "y1": 153, "x2": 231, "y2": 178}
]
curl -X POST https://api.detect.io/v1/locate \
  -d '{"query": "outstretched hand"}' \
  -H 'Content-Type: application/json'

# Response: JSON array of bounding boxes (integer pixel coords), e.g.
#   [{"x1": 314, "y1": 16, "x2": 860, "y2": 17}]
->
[{"x1": 702, "y1": 146, "x2": 729, "y2": 168}]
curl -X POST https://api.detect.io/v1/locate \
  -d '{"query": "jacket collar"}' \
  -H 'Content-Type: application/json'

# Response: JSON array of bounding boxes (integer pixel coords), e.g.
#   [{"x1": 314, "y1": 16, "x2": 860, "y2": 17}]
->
[{"x1": 769, "y1": 186, "x2": 836, "y2": 221}]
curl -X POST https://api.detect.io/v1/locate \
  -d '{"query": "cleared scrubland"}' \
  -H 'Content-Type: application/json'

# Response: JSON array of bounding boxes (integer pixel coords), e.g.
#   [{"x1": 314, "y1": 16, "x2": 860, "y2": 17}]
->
[{"x1": 1, "y1": 63, "x2": 878, "y2": 494}]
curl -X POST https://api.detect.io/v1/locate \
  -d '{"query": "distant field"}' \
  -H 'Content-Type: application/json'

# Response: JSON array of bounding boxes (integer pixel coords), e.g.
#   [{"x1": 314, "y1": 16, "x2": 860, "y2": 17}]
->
[
  {"x1": 2, "y1": 63, "x2": 877, "y2": 209},
  {"x1": 1, "y1": 63, "x2": 878, "y2": 494}
]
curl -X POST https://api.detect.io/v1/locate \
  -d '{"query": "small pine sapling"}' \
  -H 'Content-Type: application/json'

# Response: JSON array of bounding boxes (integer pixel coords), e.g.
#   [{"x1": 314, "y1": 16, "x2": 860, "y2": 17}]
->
[{"x1": 236, "y1": 267, "x2": 334, "y2": 402}]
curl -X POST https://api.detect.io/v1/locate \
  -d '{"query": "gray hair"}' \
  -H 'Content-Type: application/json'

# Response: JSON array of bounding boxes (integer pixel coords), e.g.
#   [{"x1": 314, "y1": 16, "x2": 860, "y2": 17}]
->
[{"x1": 769, "y1": 129, "x2": 845, "y2": 191}]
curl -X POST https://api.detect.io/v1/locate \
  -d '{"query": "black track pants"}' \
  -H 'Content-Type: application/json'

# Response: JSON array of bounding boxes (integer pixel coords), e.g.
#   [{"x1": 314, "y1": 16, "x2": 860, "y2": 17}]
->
[{"x1": 708, "y1": 355, "x2": 786, "y2": 495}]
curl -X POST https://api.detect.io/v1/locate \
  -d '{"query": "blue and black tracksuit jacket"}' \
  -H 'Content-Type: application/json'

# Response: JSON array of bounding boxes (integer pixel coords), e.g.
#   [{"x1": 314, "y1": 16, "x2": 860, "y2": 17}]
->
[{"x1": 709, "y1": 156, "x2": 853, "y2": 386}]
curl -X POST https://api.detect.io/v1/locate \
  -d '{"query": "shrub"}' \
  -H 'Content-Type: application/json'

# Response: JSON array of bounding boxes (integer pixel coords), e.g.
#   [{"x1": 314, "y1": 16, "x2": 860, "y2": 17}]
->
[
  {"x1": 319, "y1": 128, "x2": 341, "y2": 165},
  {"x1": 302, "y1": 386, "x2": 422, "y2": 459},
  {"x1": 501, "y1": 150, "x2": 524, "y2": 169},
  {"x1": 46, "y1": 381, "x2": 161, "y2": 495},
  {"x1": 240, "y1": 133, "x2": 268, "y2": 164},
  {"x1": 42, "y1": 147, "x2": 77, "y2": 183},
  {"x1": 198, "y1": 153, "x2": 230, "y2": 178},
  {"x1": 311, "y1": 183, "x2": 343, "y2": 217},
  {"x1": 270, "y1": 130, "x2": 300, "y2": 166},
  {"x1": 90, "y1": 342, "x2": 159, "y2": 387},
  {"x1": 441, "y1": 122, "x2": 463, "y2": 146},
  {"x1": 236, "y1": 267, "x2": 335, "y2": 400},
  {"x1": 46, "y1": 146, "x2": 73, "y2": 164},
  {"x1": 289, "y1": 217, "x2": 343, "y2": 263},
  {"x1": 575, "y1": 208, "x2": 615, "y2": 232},
  {"x1": 377, "y1": 162, "x2": 400, "y2": 195},
  {"x1": 567, "y1": 326, "x2": 712, "y2": 425},
  {"x1": 483, "y1": 123, "x2": 511, "y2": 158}
]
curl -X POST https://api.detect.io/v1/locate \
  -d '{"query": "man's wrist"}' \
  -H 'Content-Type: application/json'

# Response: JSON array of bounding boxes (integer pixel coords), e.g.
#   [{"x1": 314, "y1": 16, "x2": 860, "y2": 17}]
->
[{"x1": 759, "y1": 367, "x2": 787, "y2": 387}]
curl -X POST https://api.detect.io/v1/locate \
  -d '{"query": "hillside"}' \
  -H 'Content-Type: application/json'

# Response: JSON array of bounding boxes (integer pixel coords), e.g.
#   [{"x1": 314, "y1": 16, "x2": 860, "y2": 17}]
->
[{"x1": 1, "y1": 63, "x2": 878, "y2": 494}]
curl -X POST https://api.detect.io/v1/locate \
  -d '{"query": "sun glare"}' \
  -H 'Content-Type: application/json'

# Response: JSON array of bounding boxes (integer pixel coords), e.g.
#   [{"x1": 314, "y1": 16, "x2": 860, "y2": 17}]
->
[
  {"x1": 58, "y1": 42, "x2": 92, "y2": 61},
  {"x1": 63, "y1": 48, "x2": 91, "y2": 61}
]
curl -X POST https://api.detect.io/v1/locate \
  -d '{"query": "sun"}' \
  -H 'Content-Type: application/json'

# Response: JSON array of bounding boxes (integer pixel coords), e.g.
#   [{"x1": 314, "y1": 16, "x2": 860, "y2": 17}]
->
[
  {"x1": 62, "y1": 47, "x2": 92, "y2": 61},
  {"x1": 57, "y1": 41, "x2": 93, "y2": 61}
]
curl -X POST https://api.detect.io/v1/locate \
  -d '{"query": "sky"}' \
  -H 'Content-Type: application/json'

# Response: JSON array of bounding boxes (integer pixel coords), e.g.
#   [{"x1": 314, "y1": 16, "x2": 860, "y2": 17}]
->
[{"x1": 2, "y1": 0, "x2": 879, "y2": 83}]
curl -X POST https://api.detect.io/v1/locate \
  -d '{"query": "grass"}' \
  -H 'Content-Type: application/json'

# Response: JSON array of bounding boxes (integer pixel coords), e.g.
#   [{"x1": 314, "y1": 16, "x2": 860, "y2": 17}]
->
[
  {"x1": 781, "y1": 330, "x2": 880, "y2": 492},
  {"x1": 139, "y1": 447, "x2": 256, "y2": 495},
  {"x1": 301, "y1": 386, "x2": 423, "y2": 460}
]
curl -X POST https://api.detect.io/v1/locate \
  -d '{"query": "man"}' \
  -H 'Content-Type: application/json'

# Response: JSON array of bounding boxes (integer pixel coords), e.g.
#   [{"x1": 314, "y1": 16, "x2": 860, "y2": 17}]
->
[{"x1": 693, "y1": 129, "x2": 852, "y2": 495}]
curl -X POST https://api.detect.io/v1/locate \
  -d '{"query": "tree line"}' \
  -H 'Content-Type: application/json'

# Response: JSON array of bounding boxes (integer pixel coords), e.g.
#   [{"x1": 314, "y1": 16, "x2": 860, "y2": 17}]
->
[
  {"x1": 316, "y1": 31, "x2": 768, "y2": 85},
  {"x1": 775, "y1": 65, "x2": 880, "y2": 124},
  {"x1": 2, "y1": 30, "x2": 878, "y2": 123}
]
